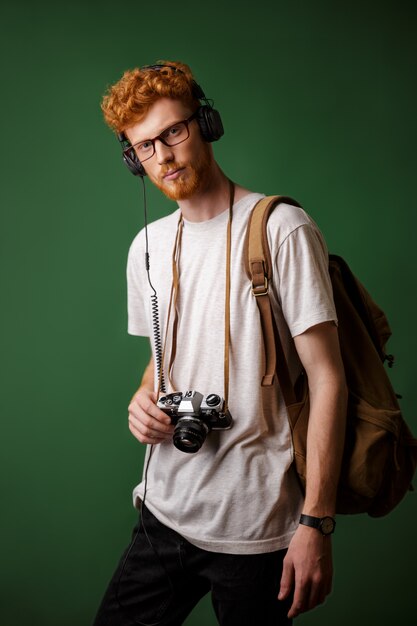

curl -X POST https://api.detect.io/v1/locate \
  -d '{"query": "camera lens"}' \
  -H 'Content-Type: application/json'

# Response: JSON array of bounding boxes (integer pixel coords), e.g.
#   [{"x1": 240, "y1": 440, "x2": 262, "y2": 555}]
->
[{"x1": 173, "y1": 417, "x2": 209, "y2": 454}]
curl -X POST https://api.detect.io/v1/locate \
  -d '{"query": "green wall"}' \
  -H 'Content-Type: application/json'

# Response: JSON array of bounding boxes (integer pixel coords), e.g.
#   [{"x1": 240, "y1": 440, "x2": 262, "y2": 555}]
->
[{"x1": 1, "y1": 1, "x2": 416, "y2": 624}]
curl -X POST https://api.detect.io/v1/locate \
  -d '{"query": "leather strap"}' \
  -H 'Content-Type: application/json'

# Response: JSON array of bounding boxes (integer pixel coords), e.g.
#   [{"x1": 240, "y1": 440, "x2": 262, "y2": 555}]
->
[
  {"x1": 161, "y1": 181, "x2": 235, "y2": 408},
  {"x1": 223, "y1": 180, "x2": 235, "y2": 411},
  {"x1": 299, "y1": 513, "x2": 336, "y2": 535},
  {"x1": 244, "y1": 195, "x2": 302, "y2": 400},
  {"x1": 167, "y1": 216, "x2": 183, "y2": 389}
]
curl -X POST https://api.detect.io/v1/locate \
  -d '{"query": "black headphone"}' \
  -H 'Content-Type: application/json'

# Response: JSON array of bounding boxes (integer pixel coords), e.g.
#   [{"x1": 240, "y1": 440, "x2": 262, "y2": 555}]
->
[{"x1": 117, "y1": 64, "x2": 224, "y2": 177}]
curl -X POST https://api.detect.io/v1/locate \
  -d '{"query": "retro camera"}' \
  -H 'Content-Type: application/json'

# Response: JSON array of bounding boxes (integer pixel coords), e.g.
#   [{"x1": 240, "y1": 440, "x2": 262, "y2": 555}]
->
[{"x1": 157, "y1": 390, "x2": 233, "y2": 453}]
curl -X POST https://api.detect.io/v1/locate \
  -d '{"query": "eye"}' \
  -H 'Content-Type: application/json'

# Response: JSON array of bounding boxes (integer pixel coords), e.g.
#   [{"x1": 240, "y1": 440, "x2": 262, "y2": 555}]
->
[
  {"x1": 169, "y1": 125, "x2": 181, "y2": 135},
  {"x1": 136, "y1": 140, "x2": 153, "y2": 154},
  {"x1": 161, "y1": 123, "x2": 183, "y2": 141}
]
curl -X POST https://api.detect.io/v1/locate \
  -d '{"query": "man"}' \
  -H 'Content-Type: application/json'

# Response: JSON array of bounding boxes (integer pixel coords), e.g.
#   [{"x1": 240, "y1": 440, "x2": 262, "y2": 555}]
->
[{"x1": 94, "y1": 61, "x2": 347, "y2": 626}]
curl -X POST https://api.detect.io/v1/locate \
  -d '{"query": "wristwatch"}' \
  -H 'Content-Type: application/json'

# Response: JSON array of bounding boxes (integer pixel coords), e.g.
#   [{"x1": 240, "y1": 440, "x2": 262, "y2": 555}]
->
[{"x1": 299, "y1": 514, "x2": 336, "y2": 536}]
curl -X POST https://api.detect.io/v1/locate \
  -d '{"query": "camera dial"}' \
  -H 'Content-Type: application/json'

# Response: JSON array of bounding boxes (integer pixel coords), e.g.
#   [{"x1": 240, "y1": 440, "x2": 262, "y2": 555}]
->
[{"x1": 205, "y1": 394, "x2": 221, "y2": 407}]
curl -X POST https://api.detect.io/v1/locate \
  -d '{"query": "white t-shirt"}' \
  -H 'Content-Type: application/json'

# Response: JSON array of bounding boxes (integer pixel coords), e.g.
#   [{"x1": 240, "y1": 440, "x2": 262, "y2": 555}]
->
[{"x1": 127, "y1": 192, "x2": 337, "y2": 554}]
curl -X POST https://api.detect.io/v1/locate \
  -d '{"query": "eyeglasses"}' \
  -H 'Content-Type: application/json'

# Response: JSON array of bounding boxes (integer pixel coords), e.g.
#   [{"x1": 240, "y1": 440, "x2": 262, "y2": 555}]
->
[{"x1": 124, "y1": 112, "x2": 199, "y2": 163}]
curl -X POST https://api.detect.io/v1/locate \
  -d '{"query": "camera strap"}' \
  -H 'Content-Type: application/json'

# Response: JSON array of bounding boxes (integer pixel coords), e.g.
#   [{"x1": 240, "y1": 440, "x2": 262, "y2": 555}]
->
[
  {"x1": 158, "y1": 179, "x2": 235, "y2": 413},
  {"x1": 223, "y1": 180, "x2": 234, "y2": 412}
]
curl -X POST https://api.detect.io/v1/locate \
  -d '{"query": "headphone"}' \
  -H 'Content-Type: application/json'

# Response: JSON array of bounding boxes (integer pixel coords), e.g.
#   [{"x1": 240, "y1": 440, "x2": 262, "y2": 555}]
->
[{"x1": 117, "y1": 64, "x2": 224, "y2": 177}]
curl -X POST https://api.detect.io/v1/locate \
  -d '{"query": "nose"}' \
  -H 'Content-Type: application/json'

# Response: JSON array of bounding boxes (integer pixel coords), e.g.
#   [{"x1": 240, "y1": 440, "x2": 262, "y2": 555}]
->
[{"x1": 154, "y1": 138, "x2": 175, "y2": 164}]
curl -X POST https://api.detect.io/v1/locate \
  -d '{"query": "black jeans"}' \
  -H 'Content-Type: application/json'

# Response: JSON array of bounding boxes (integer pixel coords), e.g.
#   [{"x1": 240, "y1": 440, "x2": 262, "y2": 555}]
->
[{"x1": 93, "y1": 505, "x2": 292, "y2": 626}]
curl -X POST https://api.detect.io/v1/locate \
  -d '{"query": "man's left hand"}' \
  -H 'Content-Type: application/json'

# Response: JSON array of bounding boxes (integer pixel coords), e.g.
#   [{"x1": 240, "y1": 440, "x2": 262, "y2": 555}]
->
[{"x1": 278, "y1": 524, "x2": 333, "y2": 619}]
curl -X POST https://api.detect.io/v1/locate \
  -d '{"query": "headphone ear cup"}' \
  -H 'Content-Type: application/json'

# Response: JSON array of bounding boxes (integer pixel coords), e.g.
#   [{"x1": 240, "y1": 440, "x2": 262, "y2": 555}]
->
[
  {"x1": 196, "y1": 106, "x2": 224, "y2": 142},
  {"x1": 122, "y1": 148, "x2": 146, "y2": 177}
]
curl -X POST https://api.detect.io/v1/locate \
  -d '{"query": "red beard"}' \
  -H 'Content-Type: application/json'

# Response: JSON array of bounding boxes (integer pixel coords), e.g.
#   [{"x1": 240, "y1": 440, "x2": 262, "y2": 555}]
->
[{"x1": 149, "y1": 145, "x2": 213, "y2": 201}]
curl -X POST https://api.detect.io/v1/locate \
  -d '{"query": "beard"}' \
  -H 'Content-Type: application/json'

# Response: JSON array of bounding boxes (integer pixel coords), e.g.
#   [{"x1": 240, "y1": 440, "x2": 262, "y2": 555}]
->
[{"x1": 148, "y1": 144, "x2": 214, "y2": 201}]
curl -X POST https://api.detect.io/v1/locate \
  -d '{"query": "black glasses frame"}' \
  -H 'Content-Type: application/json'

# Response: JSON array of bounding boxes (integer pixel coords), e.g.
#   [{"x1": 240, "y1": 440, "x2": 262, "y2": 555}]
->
[{"x1": 124, "y1": 111, "x2": 199, "y2": 163}]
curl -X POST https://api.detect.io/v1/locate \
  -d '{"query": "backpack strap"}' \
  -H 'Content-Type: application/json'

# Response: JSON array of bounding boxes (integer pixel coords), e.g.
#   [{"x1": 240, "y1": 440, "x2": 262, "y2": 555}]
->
[{"x1": 244, "y1": 195, "x2": 302, "y2": 401}]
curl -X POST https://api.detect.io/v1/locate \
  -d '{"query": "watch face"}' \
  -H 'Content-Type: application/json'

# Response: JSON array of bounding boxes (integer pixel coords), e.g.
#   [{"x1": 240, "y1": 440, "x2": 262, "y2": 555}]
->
[{"x1": 320, "y1": 517, "x2": 335, "y2": 535}]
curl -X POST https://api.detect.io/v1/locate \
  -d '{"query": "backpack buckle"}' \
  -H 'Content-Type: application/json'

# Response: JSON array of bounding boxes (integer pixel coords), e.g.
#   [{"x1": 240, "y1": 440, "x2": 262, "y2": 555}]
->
[{"x1": 252, "y1": 276, "x2": 269, "y2": 297}]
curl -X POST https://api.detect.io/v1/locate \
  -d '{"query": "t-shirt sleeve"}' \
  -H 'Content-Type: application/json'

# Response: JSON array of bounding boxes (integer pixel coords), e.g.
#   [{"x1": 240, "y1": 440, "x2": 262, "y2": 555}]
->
[
  {"x1": 276, "y1": 223, "x2": 337, "y2": 337},
  {"x1": 126, "y1": 237, "x2": 150, "y2": 337}
]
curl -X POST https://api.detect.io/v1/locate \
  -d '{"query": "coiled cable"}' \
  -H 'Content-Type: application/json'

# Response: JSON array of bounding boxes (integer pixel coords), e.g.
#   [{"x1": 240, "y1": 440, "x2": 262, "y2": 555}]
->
[{"x1": 142, "y1": 178, "x2": 166, "y2": 393}]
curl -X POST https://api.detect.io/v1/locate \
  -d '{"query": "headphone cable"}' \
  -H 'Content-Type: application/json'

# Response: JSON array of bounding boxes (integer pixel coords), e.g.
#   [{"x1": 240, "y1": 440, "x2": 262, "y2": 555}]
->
[{"x1": 141, "y1": 177, "x2": 166, "y2": 393}]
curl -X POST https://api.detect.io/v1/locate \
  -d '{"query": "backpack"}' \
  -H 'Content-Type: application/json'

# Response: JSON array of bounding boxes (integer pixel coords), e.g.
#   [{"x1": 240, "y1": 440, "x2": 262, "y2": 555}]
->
[{"x1": 244, "y1": 195, "x2": 417, "y2": 516}]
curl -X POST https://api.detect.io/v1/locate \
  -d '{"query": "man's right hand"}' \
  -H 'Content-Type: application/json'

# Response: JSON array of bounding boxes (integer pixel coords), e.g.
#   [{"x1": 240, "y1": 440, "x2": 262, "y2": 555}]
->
[{"x1": 128, "y1": 388, "x2": 174, "y2": 445}]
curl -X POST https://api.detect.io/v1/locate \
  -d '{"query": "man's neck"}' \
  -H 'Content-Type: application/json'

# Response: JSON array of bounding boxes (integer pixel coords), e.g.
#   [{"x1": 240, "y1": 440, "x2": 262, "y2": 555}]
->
[{"x1": 177, "y1": 166, "x2": 251, "y2": 223}]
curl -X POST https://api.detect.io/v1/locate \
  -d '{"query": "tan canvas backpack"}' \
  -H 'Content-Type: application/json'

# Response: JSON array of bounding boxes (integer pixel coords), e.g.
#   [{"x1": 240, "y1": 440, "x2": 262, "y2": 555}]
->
[{"x1": 244, "y1": 195, "x2": 417, "y2": 516}]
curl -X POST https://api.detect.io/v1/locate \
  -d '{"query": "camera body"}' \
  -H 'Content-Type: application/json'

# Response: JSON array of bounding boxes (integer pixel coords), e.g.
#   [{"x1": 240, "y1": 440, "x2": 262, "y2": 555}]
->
[{"x1": 157, "y1": 390, "x2": 233, "y2": 453}]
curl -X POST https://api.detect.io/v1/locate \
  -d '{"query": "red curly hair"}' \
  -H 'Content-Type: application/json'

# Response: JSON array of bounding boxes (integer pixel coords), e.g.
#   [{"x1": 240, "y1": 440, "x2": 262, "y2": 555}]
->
[{"x1": 101, "y1": 60, "x2": 200, "y2": 133}]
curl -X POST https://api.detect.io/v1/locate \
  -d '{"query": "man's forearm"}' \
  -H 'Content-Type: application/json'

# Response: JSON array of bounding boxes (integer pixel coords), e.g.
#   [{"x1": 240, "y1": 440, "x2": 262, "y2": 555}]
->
[
  {"x1": 140, "y1": 357, "x2": 154, "y2": 391},
  {"x1": 303, "y1": 377, "x2": 348, "y2": 516},
  {"x1": 130, "y1": 357, "x2": 154, "y2": 402},
  {"x1": 293, "y1": 322, "x2": 348, "y2": 516}
]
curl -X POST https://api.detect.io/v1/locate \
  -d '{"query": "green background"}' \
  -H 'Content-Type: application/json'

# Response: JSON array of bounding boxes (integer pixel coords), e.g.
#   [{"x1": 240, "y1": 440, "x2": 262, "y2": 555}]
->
[{"x1": 1, "y1": 1, "x2": 416, "y2": 624}]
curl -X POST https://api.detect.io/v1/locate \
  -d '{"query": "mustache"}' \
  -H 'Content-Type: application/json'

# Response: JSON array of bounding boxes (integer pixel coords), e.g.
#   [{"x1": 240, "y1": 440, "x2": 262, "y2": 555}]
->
[{"x1": 159, "y1": 162, "x2": 185, "y2": 177}]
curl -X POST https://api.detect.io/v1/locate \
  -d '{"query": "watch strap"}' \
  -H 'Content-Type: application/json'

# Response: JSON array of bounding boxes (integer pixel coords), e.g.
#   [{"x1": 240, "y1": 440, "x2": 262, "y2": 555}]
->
[{"x1": 299, "y1": 513, "x2": 336, "y2": 535}]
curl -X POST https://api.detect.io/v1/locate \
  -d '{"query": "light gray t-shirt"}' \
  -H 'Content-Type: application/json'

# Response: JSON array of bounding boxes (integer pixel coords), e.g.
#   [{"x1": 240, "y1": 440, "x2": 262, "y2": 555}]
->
[{"x1": 127, "y1": 192, "x2": 337, "y2": 554}]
